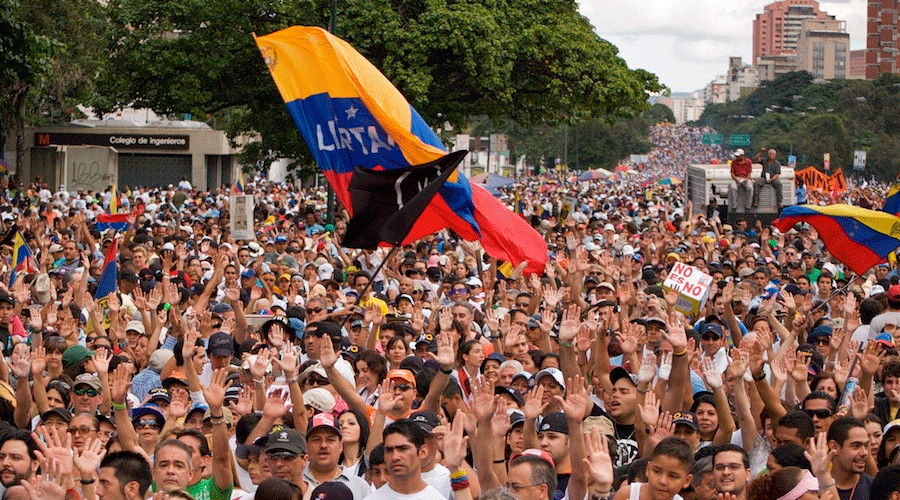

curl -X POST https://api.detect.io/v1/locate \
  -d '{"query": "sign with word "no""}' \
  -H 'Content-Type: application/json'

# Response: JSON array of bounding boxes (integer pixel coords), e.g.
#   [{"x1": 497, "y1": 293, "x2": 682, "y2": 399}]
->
[{"x1": 663, "y1": 263, "x2": 714, "y2": 316}]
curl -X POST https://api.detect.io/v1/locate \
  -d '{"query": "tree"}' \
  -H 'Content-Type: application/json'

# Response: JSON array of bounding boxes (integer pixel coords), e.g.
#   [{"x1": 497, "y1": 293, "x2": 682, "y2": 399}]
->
[
  {"x1": 0, "y1": 1, "x2": 54, "y2": 170},
  {"x1": 95, "y1": 0, "x2": 664, "y2": 174}
]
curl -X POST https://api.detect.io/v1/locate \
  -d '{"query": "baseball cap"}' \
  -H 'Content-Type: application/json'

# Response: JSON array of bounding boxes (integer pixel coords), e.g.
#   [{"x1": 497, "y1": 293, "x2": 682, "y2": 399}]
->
[
  {"x1": 125, "y1": 320, "x2": 146, "y2": 334},
  {"x1": 63, "y1": 345, "x2": 95, "y2": 367},
  {"x1": 876, "y1": 333, "x2": 895, "y2": 348},
  {"x1": 73, "y1": 373, "x2": 101, "y2": 391},
  {"x1": 645, "y1": 316, "x2": 667, "y2": 329},
  {"x1": 808, "y1": 324, "x2": 833, "y2": 342},
  {"x1": 307, "y1": 412, "x2": 342, "y2": 439},
  {"x1": 274, "y1": 234, "x2": 287, "y2": 243},
  {"x1": 131, "y1": 404, "x2": 166, "y2": 425},
  {"x1": 41, "y1": 407, "x2": 72, "y2": 423},
  {"x1": 265, "y1": 427, "x2": 307, "y2": 455},
  {"x1": 511, "y1": 371, "x2": 532, "y2": 384},
  {"x1": 533, "y1": 367, "x2": 566, "y2": 390},
  {"x1": 537, "y1": 412, "x2": 569, "y2": 434},
  {"x1": 889, "y1": 285, "x2": 900, "y2": 301},
  {"x1": 148, "y1": 387, "x2": 171, "y2": 404},
  {"x1": 387, "y1": 369, "x2": 416, "y2": 387},
  {"x1": 396, "y1": 294, "x2": 414, "y2": 304},
  {"x1": 309, "y1": 482, "x2": 353, "y2": 500},
  {"x1": 672, "y1": 411, "x2": 699, "y2": 430},
  {"x1": 207, "y1": 332, "x2": 234, "y2": 358},
  {"x1": 510, "y1": 448, "x2": 556, "y2": 468},
  {"x1": 733, "y1": 149, "x2": 745, "y2": 157},
  {"x1": 508, "y1": 410, "x2": 526, "y2": 429},
  {"x1": 610, "y1": 366, "x2": 638, "y2": 387},
  {"x1": 303, "y1": 387, "x2": 336, "y2": 414},
  {"x1": 408, "y1": 410, "x2": 441, "y2": 436},
  {"x1": 699, "y1": 322, "x2": 724, "y2": 338},
  {"x1": 495, "y1": 386, "x2": 525, "y2": 407}
]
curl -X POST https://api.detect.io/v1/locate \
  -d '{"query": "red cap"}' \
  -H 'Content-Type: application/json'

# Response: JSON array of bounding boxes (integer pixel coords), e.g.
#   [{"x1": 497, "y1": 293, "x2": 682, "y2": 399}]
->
[
  {"x1": 889, "y1": 285, "x2": 900, "y2": 301},
  {"x1": 510, "y1": 448, "x2": 555, "y2": 468}
]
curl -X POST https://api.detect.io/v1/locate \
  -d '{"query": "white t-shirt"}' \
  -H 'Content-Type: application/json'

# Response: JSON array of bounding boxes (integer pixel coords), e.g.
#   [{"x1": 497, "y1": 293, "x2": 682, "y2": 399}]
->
[
  {"x1": 364, "y1": 483, "x2": 445, "y2": 500},
  {"x1": 420, "y1": 463, "x2": 452, "y2": 498}
]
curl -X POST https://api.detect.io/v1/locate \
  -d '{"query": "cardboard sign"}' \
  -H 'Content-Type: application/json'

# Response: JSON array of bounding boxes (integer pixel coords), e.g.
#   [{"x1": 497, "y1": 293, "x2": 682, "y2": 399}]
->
[
  {"x1": 230, "y1": 194, "x2": 255, "y2": 240},
  {"x1": 795, "y1": 167, "x2": 846, "y2": 194},
  {"x1": 560, "y1": 196, "x2": 577, "y2": 222},
  {"x1": 662, "y1": 263, "x2": 714, "y2": 316}
]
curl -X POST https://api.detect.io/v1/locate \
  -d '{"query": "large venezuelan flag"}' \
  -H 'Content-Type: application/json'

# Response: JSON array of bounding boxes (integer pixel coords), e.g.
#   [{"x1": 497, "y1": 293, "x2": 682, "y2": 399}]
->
[
  {"x1": 773, "y1": 204, "x2": 900, "y2": 275},
  {"x1": 95, "y1": 239, "x2": 118, "y2": 299},
  {"x1": 255, "y1": 27, "x2": 547, "y2": 274}
]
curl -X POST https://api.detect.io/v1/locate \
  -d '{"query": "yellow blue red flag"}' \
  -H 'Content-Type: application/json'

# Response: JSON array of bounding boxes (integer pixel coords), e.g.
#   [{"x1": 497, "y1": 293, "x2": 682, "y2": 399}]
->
[
  {"x1": 882, "y1": 183, "x2": 900, "y2": 216},
  {"x1": 254, "y1": 27, "x2": 547, "y2": 274},
  {"x1": 773, "y1": 204, "x2": 900, "y2": 274},
  {"x1": 9, "y1": 233, "x2": 35, "y2": 286}
]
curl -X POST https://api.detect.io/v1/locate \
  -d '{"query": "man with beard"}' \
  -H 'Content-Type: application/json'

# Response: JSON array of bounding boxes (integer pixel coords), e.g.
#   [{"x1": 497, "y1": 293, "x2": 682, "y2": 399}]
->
[
  {"x1": 712, "y1": 444, "x2": 751, "y2": 500},
  {"x1": 825, "y1": 417, "x2": 873, "y2": 500},
  {"x1": 0, "y1": 430, "x2": 39, "y2": 495}
]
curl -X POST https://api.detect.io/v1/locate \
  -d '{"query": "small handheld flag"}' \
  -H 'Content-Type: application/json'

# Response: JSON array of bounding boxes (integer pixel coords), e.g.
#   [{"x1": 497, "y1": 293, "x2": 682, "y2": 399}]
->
[
  {"x1": 9, "y1": 233, "x2": 35, "y2": 286},
  {"x1": 95, "y1": 239, "x2": 118, "y2": 299}
]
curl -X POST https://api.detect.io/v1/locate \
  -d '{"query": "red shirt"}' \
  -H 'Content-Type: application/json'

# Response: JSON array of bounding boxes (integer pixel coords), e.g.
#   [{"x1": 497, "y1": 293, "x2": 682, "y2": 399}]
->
[{"x1": 731, "y1": 157, "x2": 752, "y2": 178}]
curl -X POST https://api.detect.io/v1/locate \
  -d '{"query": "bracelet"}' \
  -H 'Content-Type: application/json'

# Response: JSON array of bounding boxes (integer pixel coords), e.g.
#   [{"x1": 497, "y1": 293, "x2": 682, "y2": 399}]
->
[
  {"x1": 451, "y1": 478, "x2": 470, "y2": 491},
  {"x1": 672, "y1": 349, "x2": 687, "y2": 357},
  {"x1": 440, "y1": 367, "x2": 454, "y2": 375},
  {"x1": 209, "y1": 416, "x2": 226, "y2": 425},
  {"x1": 752, "y1": 371, "x2": 767, "y2": 381},
  {"x1": 80, "y1": 478, "x2": 96, "y2": 485},
  {"x1": 450, "y1": 469, "x2": 468, "y2": 480},
  {"x1": 494, "y1": 458, "x2": 506, "y2": 464},
  {"x1": 559, "y1": 341, "x2": 573, "y2": 348},
  {"x1": 111, "y1": 401, "x2": 127, "y2": 410},
  {"x1": 818, "y1": 482, "x2": 834, "y2": 489},
  {"x1": 253, "y1": 378, "x2": 265, "y2": 385},
  {"x1": 286, "y1": 376, "x2": 299, "y2": 385},
  {"x1": 637, "y1": 387, "x2": 649, "y2": 394}
]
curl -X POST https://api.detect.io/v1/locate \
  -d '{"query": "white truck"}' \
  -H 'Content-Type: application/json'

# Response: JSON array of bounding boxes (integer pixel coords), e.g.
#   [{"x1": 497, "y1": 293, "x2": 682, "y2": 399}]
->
[{"x1": 685, "y1": 163, "x2": 795, "y2": 225}]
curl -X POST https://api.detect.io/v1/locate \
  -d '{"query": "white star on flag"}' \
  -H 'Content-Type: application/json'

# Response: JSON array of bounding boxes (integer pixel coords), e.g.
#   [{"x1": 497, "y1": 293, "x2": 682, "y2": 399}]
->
[{"x1": 345, "y1": 105, "x2": 358, "y2": 119}]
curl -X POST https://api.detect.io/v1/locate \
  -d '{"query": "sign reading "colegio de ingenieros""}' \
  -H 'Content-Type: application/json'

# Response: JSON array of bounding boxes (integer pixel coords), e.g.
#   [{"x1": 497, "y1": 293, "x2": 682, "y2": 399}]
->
[{"x1": 35, "y1": 132, "x2": 190, "y2": 150}]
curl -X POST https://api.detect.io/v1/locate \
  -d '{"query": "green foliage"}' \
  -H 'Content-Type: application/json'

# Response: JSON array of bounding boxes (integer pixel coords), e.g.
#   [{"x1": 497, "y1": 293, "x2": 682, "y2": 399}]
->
[
  {"x1": 695, "y1": 71, "x2": 900, "y2": 181},
  {"x1": 95, "y1": 0, "x2": 664, "y2": 174}
]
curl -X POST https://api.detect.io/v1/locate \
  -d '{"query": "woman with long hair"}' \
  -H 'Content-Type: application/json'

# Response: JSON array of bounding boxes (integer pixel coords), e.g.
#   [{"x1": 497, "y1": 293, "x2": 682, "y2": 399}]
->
[{"x1": 337, "y1": 409, "x2": 370, "y2": 477}]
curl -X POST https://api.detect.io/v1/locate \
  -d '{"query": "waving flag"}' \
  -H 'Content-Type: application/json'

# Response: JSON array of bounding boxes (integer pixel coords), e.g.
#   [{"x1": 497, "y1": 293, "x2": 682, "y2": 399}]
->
[
  {"x1": 95, "y1": 239, "x2": 118, "y2": 299},
  {"x1": 234, "y1": 172, "x2": 245, "y2": 194},
  {"x1": 255, "y1": 27, "x2": 547, "y2": 273},
  {"x1": 882, "y1": 183, "x2": 900, "y2": 216},
  {"x1": 773, "y1": 204, "x2": 900, "y2": 275},
  {"x1": 9, "y1": 233, "x2": 35, "y2": 286}
]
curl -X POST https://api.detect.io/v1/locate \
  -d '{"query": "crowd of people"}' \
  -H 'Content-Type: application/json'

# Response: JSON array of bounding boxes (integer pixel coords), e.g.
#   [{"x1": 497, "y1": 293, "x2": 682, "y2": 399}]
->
[{"x1": 1, "y1": 122, "x2": 900, "y2": 500}]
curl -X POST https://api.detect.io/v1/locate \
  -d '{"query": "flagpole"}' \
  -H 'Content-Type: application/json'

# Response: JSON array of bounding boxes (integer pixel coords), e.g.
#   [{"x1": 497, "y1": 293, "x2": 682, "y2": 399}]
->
[
  {"x1": 339, "y1": 245, "x2": 401, "y2": 328},
  {"x1": 807, "y1": 275, "x2": 863, "y2": 315}
]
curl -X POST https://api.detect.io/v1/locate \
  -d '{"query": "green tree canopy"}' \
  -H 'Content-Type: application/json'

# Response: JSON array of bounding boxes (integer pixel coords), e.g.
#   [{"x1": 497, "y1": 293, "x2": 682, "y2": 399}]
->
[{"x1": 95, "y1": 0, "x2": 663, "y2": 173}]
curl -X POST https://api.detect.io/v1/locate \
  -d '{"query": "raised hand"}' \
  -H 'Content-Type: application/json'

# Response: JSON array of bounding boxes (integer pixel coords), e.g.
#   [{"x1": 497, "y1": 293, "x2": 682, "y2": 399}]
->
[
  {"x1": 28, "y1": 307, "x2": 43, "y2": 331},
  {"x1": 637, "y1": 352, "x2": 657, "y2": 385},
  {"x1": 662, "y1": 314, "x2": 688, "y2": 351},
  {"x1": 202, "y1": 368, "x2": 231, "y2": 411},
  {"x1": 639, "y1": 390, "x2": 661, "y2": 428},
  {"x1": 250, "y1": 348, "x2": 271, "y2": 378},
  {"x1": 850, "y1": 386, "x2": 869, "y2": 419},
  {"x1": 472, "y1": 375, "x2": 497, "y2": 423},
  {"x1": 490, "y1": 397, "x2": 512, "y2": 437},
  {"x1": 262, "y1": 387, "x2": 289, "y2": 420},
  {"x1": 804, "y1": 431, "x2": 836, "y2": 477},
  {"x1": 700, "y1": 356, "x2": 723, "y2": 389},
  {"x1": 442, "y1": 411, "x2": 470, "y2": 471},
  {"x1": 728, "y1": 346, "x2": 749, "y2": 381},
  {"x1": 93, "y1": 347, "x2": 112, "y2": 376},
  {"x1": 432, "y1": 331, "x2": 456, "y2": 371},
  {"x1": 583, "y1": 428, "x2": 614, "y2": 494},
  {"x1": 21, "y1": 454, "x2": 67, "y2": 500},
  {"x1": 658, "y1": 351, "x2": 673, "y2": 381},
  {"x1": 558, "y1": 304, "x2": 581, "y2": 344},
  {"x1": 73, "y1": 436, "x2": 106, "y2": 478},
  {"x1": 556, "y1": 375, "x2": 591, "y2": 420},
  {"x1": 523, "y1": 384, "x2": 548, "y2": 420},
  {"x1": 8, "y1": 345, "x2": 31, "y2": 379},
  {"x1": 31, "y1": 345, "x2": 46, "y2": 376},
  {"x1": 109, "y1": 364, "x2": 132, "y2": 404},
  {"x1": 648, "y1": 411, "x2": 674, "y2": 449},
  {"x1": 274, "y1": 348, "x2": 299, "y2": 379},
  {"x1": 438, "y1": 307, "x2": 453, "y2": 332}
]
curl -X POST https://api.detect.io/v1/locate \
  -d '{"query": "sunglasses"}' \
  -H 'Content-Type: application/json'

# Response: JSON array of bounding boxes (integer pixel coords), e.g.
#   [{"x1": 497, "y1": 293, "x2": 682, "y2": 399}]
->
[
  {"x1": 135, "y1": 418, "x2": 162, "y2": 429},
  {"x1": 68, "y1": 426, "x2": 97, "y2": 435},
  {"x1": 307, "y1": 376, "x2": 330, "y2": 387},
  {"x1": 74, "y1": 388, "x2": 99, "y2": 397},
  {"x1": 307, "y1": 308, "x2": 323, "y2": 314},
  {"x1": 450, "y1": 289, "x2": 468, "y2": 295},
  {"x1": 803, "y1": 408, "x2": 832, "y2": 419},
  {"x1": 393, "y1": 383, "x2": 414, "y2": 392},
  {"x1": 701, "y1": 334, "x2": 721, "y2": 341},
  {"x1": 266, "y1": 451, "x2": 299, "y2": 461},
  {"x1": 812, "y1": 337, "x2": 831, "y2": 346},
  {"x1": 48, "y1": 380, "x2": 71, "y2": 393}
]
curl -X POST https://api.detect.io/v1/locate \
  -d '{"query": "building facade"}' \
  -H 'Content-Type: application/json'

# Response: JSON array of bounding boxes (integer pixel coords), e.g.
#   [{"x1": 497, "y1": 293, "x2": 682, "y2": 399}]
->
[
  {"x1": 753, "y1": 0, "x2": 832, "y2": 61},
  {"x1": 867, "y1": 0, "x2": 900, "y2": 79},
  {"x1": 796, "y1": 19, "x2": 850, "y2": 79}
]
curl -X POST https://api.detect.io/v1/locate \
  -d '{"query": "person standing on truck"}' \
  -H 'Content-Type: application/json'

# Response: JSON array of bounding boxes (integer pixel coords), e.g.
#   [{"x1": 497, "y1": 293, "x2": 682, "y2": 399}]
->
[
  {"x1": 752, "y1": 148, "x2": 783, "y2": 211},
  {"x1": 730, "y1": 149, "x2": 753, "y2": 210}
]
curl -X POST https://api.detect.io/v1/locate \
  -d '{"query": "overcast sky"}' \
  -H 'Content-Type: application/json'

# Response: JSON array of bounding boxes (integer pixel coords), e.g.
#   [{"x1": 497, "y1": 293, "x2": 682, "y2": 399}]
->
[{"x1": 578, "y1": 0, "x2": 866, "y2": 94}]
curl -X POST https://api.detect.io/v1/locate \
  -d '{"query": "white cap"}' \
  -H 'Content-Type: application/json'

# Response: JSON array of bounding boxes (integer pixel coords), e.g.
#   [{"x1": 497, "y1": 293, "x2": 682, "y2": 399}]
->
[
  {"x1": 733, "y1": 149, "x2": 745, "y2": 157},
  {"x1": 317, "y1": 263, "x2": 334, "y2": 281}
]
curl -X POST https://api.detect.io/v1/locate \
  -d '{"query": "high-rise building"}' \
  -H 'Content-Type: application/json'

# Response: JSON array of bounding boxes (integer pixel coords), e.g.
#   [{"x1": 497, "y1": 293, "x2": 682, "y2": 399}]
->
[
  {"x1": 796, "y1": 19, "x2": 850, "y2": 79},
  {"x1": 753, "y1": 0, "x2": 832, "y2": 62},
  {"x1": 849, "y1": 50, "x2": 866, "y2": 79},
  {"x1": 867, "y1": 0, "x2": 900, "y2": 79}
]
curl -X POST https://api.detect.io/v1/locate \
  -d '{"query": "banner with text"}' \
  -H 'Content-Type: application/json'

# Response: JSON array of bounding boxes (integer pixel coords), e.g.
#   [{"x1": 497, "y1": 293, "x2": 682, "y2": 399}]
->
[
  {"x1": 662, "y1": 263, "x2": 714, "y2": 317},
  {"x1": 794, "y1": 167, "x2": 846, "y2": 194}
]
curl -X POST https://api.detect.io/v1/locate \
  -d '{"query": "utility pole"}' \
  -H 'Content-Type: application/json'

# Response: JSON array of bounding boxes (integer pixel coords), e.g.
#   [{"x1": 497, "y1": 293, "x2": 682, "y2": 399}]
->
[{"x1": 325, "y1": 0, "x2": 338, "y2": 225}]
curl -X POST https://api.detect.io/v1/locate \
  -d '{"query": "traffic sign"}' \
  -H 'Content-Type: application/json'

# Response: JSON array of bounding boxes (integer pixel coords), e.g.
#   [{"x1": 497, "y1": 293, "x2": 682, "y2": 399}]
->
[
  {"x1": 701, "y1": 133, "x2": 722, "y2": 145},
  {"x1": 728, "y1": 134, "x2": 751, "y2": 146}
]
